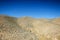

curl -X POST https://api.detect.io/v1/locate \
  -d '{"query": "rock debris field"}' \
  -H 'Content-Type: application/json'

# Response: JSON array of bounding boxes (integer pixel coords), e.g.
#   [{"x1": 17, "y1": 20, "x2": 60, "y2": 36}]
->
[{"x1": 0, "y1": 15, "x2": 60, "y2": 40}]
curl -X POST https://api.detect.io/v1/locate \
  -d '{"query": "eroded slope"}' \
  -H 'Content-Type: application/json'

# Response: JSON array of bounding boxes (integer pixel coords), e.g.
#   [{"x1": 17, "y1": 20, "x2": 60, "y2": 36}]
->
[{"x1": 0, "y1": 16, "x2": 38, "y2": 40}]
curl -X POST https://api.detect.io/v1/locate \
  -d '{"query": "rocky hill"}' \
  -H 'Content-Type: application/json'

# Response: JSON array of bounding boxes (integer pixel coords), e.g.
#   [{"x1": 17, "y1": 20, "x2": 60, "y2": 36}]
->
[{"x1": 0, "y1": 15, "x2": 60, "y2": 40}]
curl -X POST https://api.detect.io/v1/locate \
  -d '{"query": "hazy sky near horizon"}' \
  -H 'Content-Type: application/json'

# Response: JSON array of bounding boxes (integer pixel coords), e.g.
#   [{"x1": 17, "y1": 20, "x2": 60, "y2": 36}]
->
[{"x1": 0, "y1": 0, "x2": 60, "y2": 18}]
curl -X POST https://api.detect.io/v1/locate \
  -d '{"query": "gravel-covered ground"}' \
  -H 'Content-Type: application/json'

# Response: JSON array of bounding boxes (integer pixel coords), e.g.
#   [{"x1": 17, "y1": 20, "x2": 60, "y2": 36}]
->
[{"x1": 0, "y1": 15, "x2": 60, "y2": 40}]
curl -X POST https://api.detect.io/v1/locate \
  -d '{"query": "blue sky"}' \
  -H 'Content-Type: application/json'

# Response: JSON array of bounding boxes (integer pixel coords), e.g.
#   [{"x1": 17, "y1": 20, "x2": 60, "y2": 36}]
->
[{"x1": 0, "y1": 0, "x2": 60, "y2": 18}]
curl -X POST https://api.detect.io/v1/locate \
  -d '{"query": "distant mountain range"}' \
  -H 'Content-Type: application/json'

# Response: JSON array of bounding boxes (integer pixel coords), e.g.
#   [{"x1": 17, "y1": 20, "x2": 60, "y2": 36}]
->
[{"x1": 0, "y1": 15, "x2": 60, "y2": 40}]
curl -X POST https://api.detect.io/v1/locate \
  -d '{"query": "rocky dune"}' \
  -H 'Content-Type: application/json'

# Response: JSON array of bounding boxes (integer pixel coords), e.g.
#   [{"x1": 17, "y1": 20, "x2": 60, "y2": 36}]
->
[{"x1": 0, "y1": 15, "x2": 60, "y2": 40}]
